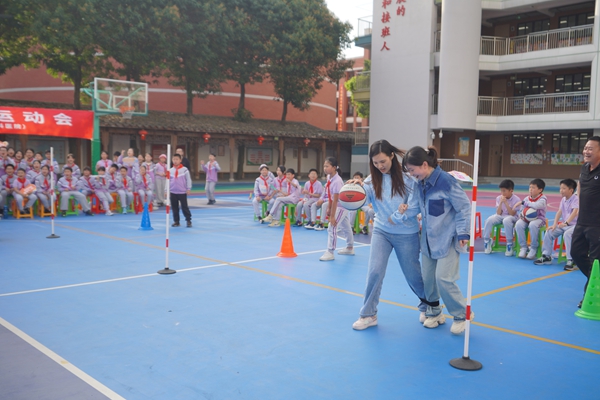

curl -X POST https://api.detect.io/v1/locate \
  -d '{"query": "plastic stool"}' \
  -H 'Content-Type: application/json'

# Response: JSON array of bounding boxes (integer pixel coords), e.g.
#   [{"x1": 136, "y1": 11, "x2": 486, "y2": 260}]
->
[
  {"x1": 116, "y1": 194, "x2": 135, "y2": 214},
  {"x1": 38, "y1": 200, "x2": 53, "y2": 218},
  {"x1": 474, "y1": 212, "x2": 482, "y2": 239},
  {"x1": 12, "y1": 198, "x2": 34, "y2": 219},
  {"x1": 514, "y1": 225, "x2": 546, "y2": 258},
  {"x1": 110, "y1": 193, "x2": 119, "y2": 211},
  {"x1": 491, "y1": 224, "x2": 507, "y2": 252},
  {"x1": 59, "y1": 195, "x2": 79, "y2": 216},
  {"x1": 554, "y1": 235, "x2": 567, "y2": 263},
  {"x1": 280, "y1": 203, "x2": 296, "y2": 224},
  {"x1": 89, "y1": 194, "x2": 105, "y2": 214}
]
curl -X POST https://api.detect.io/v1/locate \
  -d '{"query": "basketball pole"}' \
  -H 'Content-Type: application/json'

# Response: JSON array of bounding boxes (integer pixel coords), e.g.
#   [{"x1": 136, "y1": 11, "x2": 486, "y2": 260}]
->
[
  {"x1": 449, "y1": 139, "x2": 482, "y2": 371},
  {"x1": 47, "y1": 146, "x2": 60, "y2": 239},
  {"x1": 158, "y1": 144, "x2": 176, "y2": 275}
]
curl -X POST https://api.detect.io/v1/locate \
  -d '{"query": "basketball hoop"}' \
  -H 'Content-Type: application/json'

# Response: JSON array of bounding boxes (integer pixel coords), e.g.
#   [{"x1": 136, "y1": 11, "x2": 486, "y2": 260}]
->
[{"x1": 119, "y1": 106, "x2": 135, "y2": 119}]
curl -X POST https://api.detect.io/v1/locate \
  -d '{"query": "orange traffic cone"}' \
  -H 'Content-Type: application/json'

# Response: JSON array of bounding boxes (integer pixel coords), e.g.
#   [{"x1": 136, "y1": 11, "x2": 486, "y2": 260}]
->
[{"x1": 277, "y1": 217, "x2": 297, "y2": 258}]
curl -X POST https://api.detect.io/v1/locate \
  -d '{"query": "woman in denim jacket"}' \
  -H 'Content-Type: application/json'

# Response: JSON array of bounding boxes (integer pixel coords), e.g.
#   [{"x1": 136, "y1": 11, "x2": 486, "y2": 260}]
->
[
  {"x1": 400, "y1": 146, "x2": 472, "y2": 335},
  {"x1": 351, "y1": 140, "x2": 434, "y2": 331}
]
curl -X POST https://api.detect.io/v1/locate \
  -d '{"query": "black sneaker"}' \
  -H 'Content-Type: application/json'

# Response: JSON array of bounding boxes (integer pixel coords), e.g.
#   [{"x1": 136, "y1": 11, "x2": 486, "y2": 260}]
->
[
  {"x1": 295, "y1": 221, "x2": 303, "y2": 227},
  {"x1": 578, "y1": 300, "x2": 582, "y2": 308},
  {"x1": 257, "y1": 216, "x2": 263, "y2": 223},
  {"x1": 172, "y1": 222, "x2": 180, "y2": 227},
  {"x1": 61, "y1": 211, "x2": 67, "y2": 217},
  {"x1": 533, "y1": 255, "x2": 552, "y2": 265},
  {"x1": 84, "y1": 210, "x2": 94, "y2": 216},
  {"x1": 186, "y1": 221, "x2": 192, "y2": 228},
  {"x1": 304, "y1": 222, "x2": 315, "y2": 230},
  {"x1": 23, "y1": 208, "x2": 30, "y2": 214},
  {"x1": 564, "y1": 260, "x2": 578, "y2": 271},
  {"x1": 361, "y1": 226, "x2": 369, "y2": 235},
  {"x1": 44, "y1": 208, "x2": 52, "y2": 214}
]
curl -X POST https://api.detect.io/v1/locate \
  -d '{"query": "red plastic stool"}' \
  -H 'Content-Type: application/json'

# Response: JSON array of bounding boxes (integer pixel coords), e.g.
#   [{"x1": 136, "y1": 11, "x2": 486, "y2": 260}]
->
[{"x1": 474, "y1": 212, "x2": 482, "y2": 239}]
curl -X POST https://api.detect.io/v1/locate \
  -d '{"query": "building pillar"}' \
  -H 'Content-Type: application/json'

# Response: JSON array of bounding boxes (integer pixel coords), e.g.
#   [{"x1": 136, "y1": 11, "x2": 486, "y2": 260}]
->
[
  {"x1": 278, "y1": 139, "x2": 285, "y2": 167},
  {"x1": 320, "y1": 141, "x2": 327, "y2": 177},
  {"x1": 229, "y1": 137, "x2": 235, "y2": 182}
]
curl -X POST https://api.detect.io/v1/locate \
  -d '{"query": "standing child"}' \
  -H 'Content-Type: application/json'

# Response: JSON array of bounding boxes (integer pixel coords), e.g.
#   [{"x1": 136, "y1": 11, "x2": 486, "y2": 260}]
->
[
  {"x1": 252, "y1": 165, "x2": 274, "y2": 222},
  {"x1": 34, "y1": 165, "x2": 55, "y2": 214},
  {"x1": 62, "y1": 153, "x2": 81, "y2": 178},
  {"x1": 401, "y1": 146, "x2": 472, "y2": 335},
  {"x1": 27, "y1": 160, "x2": 42, "y2": 183},
  {"x1": 120, "y1": 148, "x2": 139, "y2": 178},
  {"x1": 22, "y1": 148, "x2": 35, "y2": 171},
  {"x1": 264, "y1": 168, "x2": 301, "y2": 227},
  {"x1": 295, "y1": 168, "x2": 323, "y2": 226},
  {"x1": 201, "y1": 153, "x2": 220, "y2": 205},
  {"x1": 12, "y1": 168, "x2": 38, "y2": 214},
  {"x1": 136, "y1": 165, "x2": 154, "y2": 206},
  {"x1": 483, "y1": 179, "x2": 521, "y2": 255},
  {"x1": 513, "y1": 178, "x2": 548, "y2": 259},
  {"x1": 153, "y1": 154, "x2": 168, "y2": 207},
  {"x1": 57, "y1": 167, "x2": 93, "y2": 216},
  {"x1": 169, "y1": 153, "x2": 192, "y2": 227},
  {"x1": 318, "y1": 157, "x2": 354, "y2": 261},
  {"x1": 95, "y1": 150, "x2": 113, "y2": 172},
  {"x1": 41, "y1": 150, "x2": 59, "y2": 174},
  {"x1": 534, "y1": 178, "x2": 579, "y2": 269},
  {"x1": 142, "y1": 153, "x2": 155, "y2": 182},
  {"x1": 116, "y1": 166, "x2": 134, "y2": 214}
]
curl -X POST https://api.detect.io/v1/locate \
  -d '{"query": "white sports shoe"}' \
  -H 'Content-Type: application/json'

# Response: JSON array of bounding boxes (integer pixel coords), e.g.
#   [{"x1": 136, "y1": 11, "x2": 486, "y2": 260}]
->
[
  {"x1": 105, "y1": 210, "x2": 114, "y2": 216},
  {"x1": 338, "y1": 248, "x2": 355, "y2": 255},
  {"x1": 319, "y1": 251, "x2": 334, "y2": 261},
  {"x1": 526, "y1": 248, "x2": 538, "y2": 260},
  {"x1": 423, "y1": 313, "x2": 446, "y2": 329},
  {"x1": 263, "y1": 215, "x2": 273, "y2": 223},
  {"x1": 352, "y1": 315, "x2": 378, "y2": 330},
  {"x1": 484, "y1": 240, "x2": 492, "y2": 254},
  {"x1": 518, "y1": 247, "x2": 527, "y2": 258},
  {"x1": 505, "y1": 243, "x2": 514, "y2": 257},
  {"x1": 450, "y1": 312, "x2": 475, "y2": 335},
  {"x1": 419, "y1": 312, "x2": 426, "y2": 323},
  {"x1": 268, "y1": 220, "x2": 281, "y2": 227}
]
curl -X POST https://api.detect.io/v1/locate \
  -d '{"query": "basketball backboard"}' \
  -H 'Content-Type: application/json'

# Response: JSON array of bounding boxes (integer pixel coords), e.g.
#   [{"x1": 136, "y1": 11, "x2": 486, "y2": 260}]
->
[{"x1": 90, "y1": 78, "x2": 148, "y2": 116}]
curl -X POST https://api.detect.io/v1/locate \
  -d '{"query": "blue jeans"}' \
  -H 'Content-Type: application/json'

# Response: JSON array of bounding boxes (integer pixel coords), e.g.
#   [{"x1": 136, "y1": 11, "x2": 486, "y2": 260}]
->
[
  {"x1": 359, "y1": 228, "x2": 427, "y2": 317},
  {"x1": 421, "y1": 249, "x2": 466, "y2": 320}
]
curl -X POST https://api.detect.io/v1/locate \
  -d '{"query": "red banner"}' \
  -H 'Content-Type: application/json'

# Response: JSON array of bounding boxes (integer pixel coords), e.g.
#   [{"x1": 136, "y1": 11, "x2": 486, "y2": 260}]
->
[{"x1": 0, "y1": 106, "x2": 94, "y2": 139}]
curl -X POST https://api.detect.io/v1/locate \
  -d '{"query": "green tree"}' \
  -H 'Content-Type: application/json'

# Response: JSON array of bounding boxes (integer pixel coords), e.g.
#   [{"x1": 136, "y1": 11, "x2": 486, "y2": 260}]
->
[
  {"x1": 163, "y1": 0, "x2": 230, "y2": 116},
  {"x1": 344, "y1": 59, "x2": 370, "y2": 118},
  {"x1": 0, "y1": 1, "x2": 33, "y2": 76},
  {"x1": 266, "y1": 0, "x2": 352, "y2": 124}
]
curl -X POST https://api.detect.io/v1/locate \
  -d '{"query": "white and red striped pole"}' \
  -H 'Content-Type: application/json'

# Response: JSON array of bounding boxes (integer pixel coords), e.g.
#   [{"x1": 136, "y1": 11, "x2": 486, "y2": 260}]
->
[
  {"x1": 47, "y1": 146, "x2": 60, "y2": 239},
  {"x1": 450, "y1": 139, "x2": 482, "y2": 371},
  {"x1": 158, "y1": 144, "x2": 175, "y2": 274}
]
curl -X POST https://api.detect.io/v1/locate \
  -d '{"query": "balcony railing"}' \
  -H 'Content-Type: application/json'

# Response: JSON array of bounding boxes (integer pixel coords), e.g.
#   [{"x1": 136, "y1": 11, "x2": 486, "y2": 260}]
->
[
  {"x1": 354, "y1": 127, "x2": 369, "y2": 146},
  {"x1": 480, "y1": 24, "x2": 593, "y2": 55},
  {"x1": 357, "y1": 16, "x2": 372, "y2": 38},
  {"x1": 478, "y1": 91, "x2": 590, "y2": 116},
  {"x1": 439, "y1": 159, "x2": 473, "y2": 178},
  {"x1": 354, "y1": 71, "x2": 370, "y2": 92}
]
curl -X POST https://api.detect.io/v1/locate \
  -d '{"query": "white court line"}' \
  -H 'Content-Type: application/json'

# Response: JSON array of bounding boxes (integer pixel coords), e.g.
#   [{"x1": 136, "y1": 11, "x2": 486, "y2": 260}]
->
[
  {"x1": 0, "y1": 316, "x2": 126, "y2": 400},
  {"x1": 0, "y1": 243, "x2": 371, "y2": 298}
]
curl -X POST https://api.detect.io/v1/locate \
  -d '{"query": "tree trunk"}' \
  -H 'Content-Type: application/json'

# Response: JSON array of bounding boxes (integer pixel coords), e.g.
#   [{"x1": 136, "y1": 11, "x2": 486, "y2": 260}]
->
[
  {"x1": 238, "y1": 82, "x2": 246, "y2": 111},
  {"x1": 236, "y1": 142, "x2": 245, "y2": 180},
  {"x1": 73, "y1": 57, "x2": 83, "y2": 109},
  {"x1": 281, "y1": 101, "x2": 288, "y2": 124}
]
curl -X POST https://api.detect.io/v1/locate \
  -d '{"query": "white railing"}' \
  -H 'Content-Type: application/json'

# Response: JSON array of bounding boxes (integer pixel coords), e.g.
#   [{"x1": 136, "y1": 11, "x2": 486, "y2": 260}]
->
[
  {"x1": 357, "y1": 16, "x2": 373, "y2": 38},
  {"x1": 478, "y1": 91, "x2": 590, "y2": 116},
  {"x1": 480, "y1": 24, "x2": 593, "y2": 55},
  {"x1": 355, "y1": 127, "x2": 369, "y2": 146},
  {"x1": 439, "y1": 159, "x2": 473, "y2": 178},
  {"x1": 354, "y1": 71, "x2": 370, "y2": 92}
]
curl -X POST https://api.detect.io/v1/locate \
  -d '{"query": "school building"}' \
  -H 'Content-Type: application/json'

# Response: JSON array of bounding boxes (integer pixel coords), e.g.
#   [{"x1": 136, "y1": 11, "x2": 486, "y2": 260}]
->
[{"x1": 350, "y1": 0, "x2": 600, "y2": 180}]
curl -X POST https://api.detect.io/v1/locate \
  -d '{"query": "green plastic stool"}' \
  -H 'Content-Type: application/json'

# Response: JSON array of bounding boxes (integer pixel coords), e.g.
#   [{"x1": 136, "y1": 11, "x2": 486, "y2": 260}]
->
[
  {"x1": 514, "y1": 225, "x2": 546, "y2": 258},
  {"x1": 555, "y1": 235, "x2": 567, "y2": 263},
  {"x1": 280, "y1": 203, "x2": 296, "y2": 224},
  {"x1": 254, "y1": 200, "x2": 268, "y2": 221},
  {"x1": 491, "y1": 224, "x2": 507, "y2": 252},
  {"x1": 116, "y1": 195, "x2": 135, "y2": 214}
]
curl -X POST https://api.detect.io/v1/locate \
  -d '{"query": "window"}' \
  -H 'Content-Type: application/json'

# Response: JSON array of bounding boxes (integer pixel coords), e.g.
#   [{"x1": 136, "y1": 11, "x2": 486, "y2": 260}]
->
[
  {"x1": 555, "y1": 73, "x2": 591, "y2": 92},
  {"x1": 559, "y1": 12, "x2": 594, "y2": 28},
  {"x1": 512, "y1": 134, "x2": 544, "y2": 154},
  {"x1": 347, "y1": 103, "x2": 355, "y2": 117},
  {"x1": 552, "y1": 132, "x2": 589, "y2": 154},
  {"x1": 514, "y1": 77, "x2": 547, "y2": 96},
  {"x1": 517, "y1": 19, "x2": 550, "y2": 35}
]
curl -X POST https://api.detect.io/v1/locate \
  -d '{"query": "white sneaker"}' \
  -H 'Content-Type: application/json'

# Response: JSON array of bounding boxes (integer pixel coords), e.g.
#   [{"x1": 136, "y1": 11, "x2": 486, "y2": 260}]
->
[
  {"x1": 319, "y1": 251, "x2": 334, "y2": 261},
  {"x1": 526, "y1": 248, "x2": 537, "y2": 260},
  {"x1": 450, "y1": 312, "x2": 475, "y2": 335},
  {"x1": 505, "y1": 243, "x2": 513, "y2": 257},
  {"x1": 122, "y1": 210, "x2": 127, "y2": 215},
  {"x1": 352, "y1": 315, "x2": 378, "y2": 330},
  {"x1": 105, "y1": 210, "x2": 114, "y2": 216},
  {"x1": 263, "y1": 215, "x2": 273, "y2": 223},
  {"x1": 423, "y1": 313, "x2": 446, "y2": 329},
  {"x1": 484, "y1": 240, "x2": 491, "y2": 254},
  {"x1": 338, "y1": 248, "x2": 354, "y2": 255},
  {"x1": 518, "y1": 247, "x2": 527, "y2": 258},
  {"x1": 268, "y1": 220, "x2": 281, "y2": 227},
  {"x1": 419, "y1": 312, "x2": 426, "y2": 323}
]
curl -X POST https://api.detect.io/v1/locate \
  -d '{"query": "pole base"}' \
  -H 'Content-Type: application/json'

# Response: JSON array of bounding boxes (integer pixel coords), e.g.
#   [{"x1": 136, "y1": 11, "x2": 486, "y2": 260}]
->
[
  {"x1": 157, "y1": 268, "x2": 176, "y2": 275},
  {"x1": 46, "y1": 234, "x2": 60, "y2": 239},
  {"x1": 449, "y1": 356, "x2": 482, "y2": 371}
]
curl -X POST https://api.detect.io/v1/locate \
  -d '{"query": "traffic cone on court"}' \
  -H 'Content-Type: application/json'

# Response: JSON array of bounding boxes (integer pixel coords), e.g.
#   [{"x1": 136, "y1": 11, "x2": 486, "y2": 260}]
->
[
  {"x1": 575, "y1": 260, "x2": 600, "y2": 321},
  {"x1": 138, "y1": 202, "x2": 154, "y2": 231},
  {"x1": 277, "y1": 217, "x2": 297, "y2": 258}
]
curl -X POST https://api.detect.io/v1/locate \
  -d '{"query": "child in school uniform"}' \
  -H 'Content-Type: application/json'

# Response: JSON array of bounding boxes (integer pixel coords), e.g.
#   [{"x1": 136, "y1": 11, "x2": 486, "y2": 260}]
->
[
  {"x1": 120, "y1": 148, "x2": 139, "y2": 178},
  {"x1": 12, "y1": 167, "x2": 38, "y2": 214},
  {"x1": 346, "y1": 171, "x2": 376, "y2": 235},
  {"x1": 34, "y1": 165, "x2": 55, "y2": 214},
  {"x1": 22, "y1": 148, "x2": 35, "y2": 171},
  {"x1": 0, "y1": 164, "x2": 16, "y2": 210},
  {"x1": 483, "y1": 179, "x2": 521, "y2": 255},
  {"x1": 95, "y1": 151, "x2": 113, "y2": 172},
  {"x1": 77, "y1": 166, "x2": 114, "y2": 215},
  {"x1": 77, "y1": 167, "x2": 96, "y2": 197},
  {"x1": 116, "y1": 166, "x2": 135, "y2": 214},
  {"x1": 169, "y1": 153, "x2": 192, "y2": 227},
  {"x1": 27, "y1": 160, "x2": 42, "y2": 183},
  {"x1": 94, "y1": 166, "x2": 114, "y2": 215},
  {"x1": 112, "y1": 151, "x2": 122, "y2": 168},
  {"x1": 264, "y1": 168, "x2": 301, "y2": 227},
  {"x1": 295, "y1": 168, "x2": 323, "y2": 226},
  {"x1": 41, "y1": 150, "x2": 60, "y2": 175},
  {"x1": 306, "y1": 178, "x2": 330, "y2": 231},
  {"x1": 57, "y1": 167, "x2": 93, "y2": 217},
  {"x1": 201, "y1": 153, "x2": 220, "y2": 205},
  {"x1": 253, "y1": 165, "x2": 274, "y2": 222},
  {"x1": 136, "y1": 165, "x2": 154, "y2": 206},
  {"x1": 61, "y1": 153, "x2": 81, "y2": 178},
  {"x1": 153, "y1": 154, "x2": 168, "y2": 207},
  {"x1": 0, "y1": 146, "x2": 15, "y2": 178},
  {"x1": 319, "y1": 157, "x2": 354, "y2": 261},
  {"x1": 268, "y1": 166, "x2": 287, "y2": 212},
  {"x1": 513, "y1": 178, "x2": 548, "y2": 259},
  {"x1": 142, "y1": 153, "x2": 155, "y2": 182}
]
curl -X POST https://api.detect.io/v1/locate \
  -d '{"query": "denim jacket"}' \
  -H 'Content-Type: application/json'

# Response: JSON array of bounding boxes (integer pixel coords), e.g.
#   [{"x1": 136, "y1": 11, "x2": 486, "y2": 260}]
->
[{"x1": 397, "y1": 166, "x2": 471, "y2": 259}]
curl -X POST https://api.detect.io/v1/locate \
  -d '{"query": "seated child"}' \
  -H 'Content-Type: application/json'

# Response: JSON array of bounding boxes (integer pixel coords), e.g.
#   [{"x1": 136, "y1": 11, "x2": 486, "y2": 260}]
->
[
  {"x1": 513, "y1": 178, "x2": 547, "y2": 259},
  {"x1": 268, "y1": 165, "x2": 288, "y2": 212},
  {"x1": 78, "y1": 167, "x2": 114, "y2": 216},
  {"x1": 116, "y1": 166, "x2": 134, "y2": 213},
  {"x1": 346, "y1": 171, "x2": 375, "y2": 234},
  {"x1": 34, "y1": 165, "x2": 56, "y2": 214},
  {"x1": 252, "y1": 165, "x2": 274, "y2": 222},
  {"x1": 136, "y1": 165, "x2": 154, "y2": 206},
  {"x1": 264, "y1": 168, "x2": 301, "y2": 227},
  {"x1": 61, "y1": 153, "x2": 81, "y2": 178},
  {"x1": 483, "y1": 179, "x2": 521, "y2": 255},
  {"x1": 12, "y1": 167, "x2": 38, "y2": 214},
  {"x1": 57, "y1": 167, "x2": 93, "y2": 216},
  {"x1": 295, "y1": 168, "x2": 323, "y2": 226},
  {"x1": 534, "y1": 178, "x2": 579, "y2": 269},
  {"x1": 94, "y1": 166, "x2": 114, "y2": 215},
  {"x1": 0, "y1": 164, "x2": 16, "y2": 209}
]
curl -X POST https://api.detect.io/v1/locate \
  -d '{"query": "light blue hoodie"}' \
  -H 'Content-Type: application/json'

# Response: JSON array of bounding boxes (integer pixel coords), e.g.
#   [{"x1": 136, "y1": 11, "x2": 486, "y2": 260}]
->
[{"x1": 363, "y1": 172, "x2": 420, "y2": 235}]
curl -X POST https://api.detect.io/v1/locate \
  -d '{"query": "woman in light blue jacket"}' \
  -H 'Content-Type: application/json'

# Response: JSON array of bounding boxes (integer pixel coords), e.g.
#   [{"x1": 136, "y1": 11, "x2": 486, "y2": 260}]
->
[
  {"x1": 401, "y1": 146, "x2": 472, "y2": 335},
  {"x1": 351, "y1": 140, "x2": 433, "y2": 331}
]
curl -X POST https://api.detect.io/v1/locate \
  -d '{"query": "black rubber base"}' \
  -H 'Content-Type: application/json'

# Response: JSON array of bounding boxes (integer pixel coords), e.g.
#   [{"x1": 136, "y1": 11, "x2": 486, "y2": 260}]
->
[
  {"x1": 449, "y1": 356, "x2": 483, "y2": 371},
  {"x1": 46, "y1": 234, "x2": 60, "y2": 239},
  {"x1": 157, "y1": 268, "x2": 177, "y2": 275}
]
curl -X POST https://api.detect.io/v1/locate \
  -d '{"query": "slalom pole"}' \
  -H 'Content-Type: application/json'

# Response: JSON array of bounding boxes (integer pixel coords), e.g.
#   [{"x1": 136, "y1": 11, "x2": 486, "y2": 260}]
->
[
  {"x1": 158, "y1": 144, "x2": 175, "y2": 274},
  {"x1": 47, "y1": 147, "x2": 60, "y2": 239},
  {"x1": 450, "y1": 139, "x2": 482, "y2": 371}
]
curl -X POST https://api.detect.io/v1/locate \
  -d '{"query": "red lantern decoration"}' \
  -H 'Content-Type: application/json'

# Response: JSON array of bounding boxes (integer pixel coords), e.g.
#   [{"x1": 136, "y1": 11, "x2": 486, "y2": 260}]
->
[
  {"x1": 139, "y1": 129, "x2": 148, "y2": 140},
  {"x1": 257, "y1": 135, "x2": 264, "y2": 146},
  {"x1": 304, "y1": 138, "x2": 310, "y2": 147},
  {"x1": 202, "y1": 133, "x2": 211, "y2": 143}
]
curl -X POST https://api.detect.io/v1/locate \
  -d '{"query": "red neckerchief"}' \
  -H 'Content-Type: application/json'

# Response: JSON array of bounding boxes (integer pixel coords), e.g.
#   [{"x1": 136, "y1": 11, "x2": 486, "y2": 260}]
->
[
  {"x1": 110, "y1": 172, "x2": 116, "y2": 181},
  {"x1": 5, "y1": 175, "x2": 12, "y2": 189},
  {"x1": 67, "y1": 178, "x2": 73, "y2": 190},
  {"x1": 260, "y1": 176, "x2": 269, "y2": 195},
  {"x1": 43, "y1": 176, "x2": 49, "y2": 190},
  {"x1": 528, "y1": 193, "x2": 543, "y2": 203},
  {"x1": 287, "y1": 181, "x2": 291, "y2": 193},
  {"x1": 277, "y1": 177, "x2": 285, "y2": 190},
  {"x1": 309, "y1": 180, "x2": 315, "y2": 194},
  {"x1": 142, "y1": 174, "x2": 147, "y2": 188},
  {"x1": 101, "y1": 177, "x2": 106, "y2": 185},
  {"x1": 123, "y1": 177, "x2": 128, "y2": 187},
  {"x1": 85, "y1": 176, "x2": 93, "y2": 189},
  {"x1": 18, "y1": 177, "x2": 26, "y2": 188},
  {"x1": 104, "y1": 160, "x2": 109, "y2": 168},
  {"x1": 175, "y1": 164, "x2": 183, "y2": 178}
]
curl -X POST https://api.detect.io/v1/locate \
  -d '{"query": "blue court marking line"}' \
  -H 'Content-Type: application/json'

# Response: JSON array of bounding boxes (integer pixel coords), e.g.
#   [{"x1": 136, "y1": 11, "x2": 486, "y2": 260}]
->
[
  {"x1": 0, "y1": 316, "x2": 126, "y2": 400},
  {"x1": 15, "y1": 222, "x2": 600, "y2": 357}
]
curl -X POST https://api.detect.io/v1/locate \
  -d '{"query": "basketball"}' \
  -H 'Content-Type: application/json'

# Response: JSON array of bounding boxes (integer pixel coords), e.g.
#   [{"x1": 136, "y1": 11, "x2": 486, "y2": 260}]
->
[
  {"x1": 338, "y1": 183, "x2": 367, "y2": 210},
  {"x1": 521, "y1": 206, "x2": 538, "y2": 222}
]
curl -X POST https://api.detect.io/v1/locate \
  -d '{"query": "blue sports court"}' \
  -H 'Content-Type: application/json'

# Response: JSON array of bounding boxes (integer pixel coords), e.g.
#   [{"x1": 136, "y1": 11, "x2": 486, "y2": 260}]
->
[{"x1": 0, "y1": 188, "x2": 598, "y2": 399}]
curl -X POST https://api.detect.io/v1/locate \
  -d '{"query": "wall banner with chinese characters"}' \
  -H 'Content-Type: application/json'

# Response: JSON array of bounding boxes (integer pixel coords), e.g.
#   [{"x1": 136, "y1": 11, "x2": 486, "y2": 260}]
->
[{"x1": 0, "y1": 107, "x2": 94, "y2": 139}]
